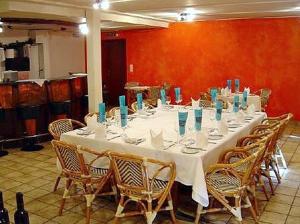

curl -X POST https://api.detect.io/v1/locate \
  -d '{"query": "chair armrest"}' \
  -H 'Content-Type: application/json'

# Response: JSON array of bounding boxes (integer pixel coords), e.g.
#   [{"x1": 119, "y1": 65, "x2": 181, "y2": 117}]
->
[{"x1": 71, "y1": 119, "x2": 86, "y2": 128}]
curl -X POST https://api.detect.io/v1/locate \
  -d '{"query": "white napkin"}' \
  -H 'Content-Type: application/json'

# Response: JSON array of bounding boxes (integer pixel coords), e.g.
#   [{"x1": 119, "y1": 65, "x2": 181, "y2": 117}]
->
[
  {"x1": 195, "y1": 130, "x2": 208, "y2": 148},
  {"x1": 122, "y1": 134, "x2": 144, "y2": 145},
  {"x1": 95, "y1": 124, "x2": 106, "y2": 139},
  {"x1": 225, "y1": 87, "x2": 230, "y2": 96},
  {"x1": 150, "y1": 129, "x2": 164, "y2": 148},
  {"x1": 191, "y1": 98, "x2": 200, "y2": 109},
  {"x1": 86, "y1": 115, "x2": 98, "y2": 131},
  {"x1": 217, "y1": 119, "x2": 228, "y2": 135},
  {"x1": 236, "y1": 110, "x2": 246, "y2": 123},
  {"x1": 244, "y1": 87, "x2": 251, "y2": 95},
  {"x1": 157, "y1": 99, "x2": 162, "y2": 109},
  {"x1": 247, "y1": 104, "x2": 256, "y2": 114},
  {"x1": 227, "y1": 102, "x2": 233, "y2": 112}
]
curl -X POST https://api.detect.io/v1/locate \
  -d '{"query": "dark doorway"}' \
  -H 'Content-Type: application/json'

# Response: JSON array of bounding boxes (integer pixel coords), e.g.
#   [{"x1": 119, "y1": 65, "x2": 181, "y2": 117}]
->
[{"x1": 101, "y1": 39, "x2": 127, "y2": 106}]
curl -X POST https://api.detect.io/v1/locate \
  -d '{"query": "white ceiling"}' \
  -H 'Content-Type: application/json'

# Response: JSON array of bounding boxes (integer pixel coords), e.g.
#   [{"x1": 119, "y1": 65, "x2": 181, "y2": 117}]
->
[
  {"x1": 2, "y1": 0, "x2": 300, "y2": 31},
  {"x1": 24, "y1": 0, "x2": 300, "y2": 21}
]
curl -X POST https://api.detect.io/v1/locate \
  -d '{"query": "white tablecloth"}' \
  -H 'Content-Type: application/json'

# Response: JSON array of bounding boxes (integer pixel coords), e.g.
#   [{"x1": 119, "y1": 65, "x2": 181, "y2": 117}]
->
[
  {"x1": 219, "y1": 94, "x2": 262, "y2": 111},
  {"x1": 61, "y1": 108, "x2": 265, "y2": 207}
]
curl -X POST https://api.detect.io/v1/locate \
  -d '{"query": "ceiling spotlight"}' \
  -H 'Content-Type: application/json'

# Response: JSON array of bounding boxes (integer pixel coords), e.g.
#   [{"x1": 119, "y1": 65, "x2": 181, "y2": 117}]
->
[
  {"x1": 178, "y1": 12, "x2": 195, "y2": 22},
  {"x1": 93, "y1": 0, "x2": 110, "y2": 10},
  {"x1": 79, "y1": 18, "x2": 88, "y2": 35}
]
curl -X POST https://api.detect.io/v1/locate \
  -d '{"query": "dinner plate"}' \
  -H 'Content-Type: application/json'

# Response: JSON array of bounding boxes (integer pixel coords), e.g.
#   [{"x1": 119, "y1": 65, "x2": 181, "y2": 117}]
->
[
  {"x1": 181, "y1": 147, "x2": 200, "y2": 154},
  {"x1": 76, "y1": 129, "x2": 94, "y2": 135},
  {"x1": 208, "y1": 134, "x2": 223, "y2": 140},
  {"x1": 228, "y1": 124, "x2": 240, "y2": 128}
]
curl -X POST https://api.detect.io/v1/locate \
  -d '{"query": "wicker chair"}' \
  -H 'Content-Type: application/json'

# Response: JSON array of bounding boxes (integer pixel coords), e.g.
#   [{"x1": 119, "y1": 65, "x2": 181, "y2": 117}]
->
[
  {"x1": 199, "y1": 100, "x2": 213, "y2": 108},
  {"x1": 52, "y1": 140, "x2": 117, "y2": 224},
  {"x1": 195, "y1": 147, "x2": 263, "y2": 224},
  {"x1": 200, "y1": 92, "x2": 211, "y2": 101},
  {"x1": 48, "y1": 119, "x2": 86, "y2": 192},
  {"x1": 48, "y1": 119, "x2": 85, "y2": 140},
  {"x1": 131, "y1": 100, "x2": 154, "y2": 112},
  {"x1": 108, "y1": 151, "x2": 177, "y2": 224},
  {"x1": 254, "y1": 88, "x2": 271, "y2": 112},
  {"x1": 84, "y1": 112, "x2": 99, "y2": 124},
  {"x1": 261, "y1": 113, "x2": 293, "y2": 169},
  {"x1": 250, "y1": 123, "x2": 282, "y2": 185}
]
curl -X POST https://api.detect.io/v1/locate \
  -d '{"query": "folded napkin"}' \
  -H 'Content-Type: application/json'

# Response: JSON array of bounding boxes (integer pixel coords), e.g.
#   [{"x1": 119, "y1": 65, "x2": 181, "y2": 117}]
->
[
  {"x1": 236, "y1": 110, "x2": 246, "y2": 123},
  {"x1": 122, "y1": 134, "x2": 144, "y2": 145},
  {"x1": 244, "y1": 87, "x2": 251, "y2": 95},
  {"x1": 86, "y1": 115, "x2": 98, "y2": 131},
  {"x1": 225, "y1": 87, "x2": 230, "y2": 96},
  {"x1": 191, "y1": 98, "x2": 200, "y2": 109},
  {"x1": 150, "y1": 130, "x2": 164, "y2": 148},
  {"x1": 157, "y1": 99, "x2": 162, "y2": 108},
  {"x1": 95, "y1": 124, "x2": 106, "y2": 139},
  {"x1": 217, "y1": 119, "x2": 228, "y2": 135},
  {"x1": 195, "y1": 130, "x2": 208, "y2": 148},
  {"x1": 227, "y1": 102, "x2": 233, "y2": 112},
  {"x1": 247, "y1": 104, "x2": 256, "y2": 114}
]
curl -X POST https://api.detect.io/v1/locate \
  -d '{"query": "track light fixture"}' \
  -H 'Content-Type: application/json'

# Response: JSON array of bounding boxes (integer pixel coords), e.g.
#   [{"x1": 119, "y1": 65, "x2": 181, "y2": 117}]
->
[
  {"x1": 93, "y1": 0, "x2": 110, "y2": 10},
  {"x1": 79, "y1": 17, "x2": 88, "y2": 35}
]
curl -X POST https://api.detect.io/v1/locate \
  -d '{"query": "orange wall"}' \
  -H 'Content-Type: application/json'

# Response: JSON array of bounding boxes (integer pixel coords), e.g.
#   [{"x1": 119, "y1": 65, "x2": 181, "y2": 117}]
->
[{"x1": 102, "y1": 18, "x2": 300, "y2": 120}]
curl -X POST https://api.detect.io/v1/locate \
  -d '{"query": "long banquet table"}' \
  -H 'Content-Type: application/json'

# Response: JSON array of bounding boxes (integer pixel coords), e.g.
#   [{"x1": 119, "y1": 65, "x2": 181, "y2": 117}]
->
[{"x1": 61, "y1": 107, "x2": 266, "y2": 207}]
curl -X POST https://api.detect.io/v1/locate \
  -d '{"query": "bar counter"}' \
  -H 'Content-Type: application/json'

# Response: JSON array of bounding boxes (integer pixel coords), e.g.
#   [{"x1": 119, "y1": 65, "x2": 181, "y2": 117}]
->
[{"x1": 0, "y1": 75, "x2": 88, "y2": 147}]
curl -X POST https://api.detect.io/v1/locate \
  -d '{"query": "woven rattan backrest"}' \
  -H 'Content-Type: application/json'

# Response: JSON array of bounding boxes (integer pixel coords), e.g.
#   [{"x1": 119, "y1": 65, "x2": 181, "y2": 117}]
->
[
  {"x1": 107, "y1": 107, "x2": 120, "y2": 118},
  {"x1": 84, "y1": 112, "x2": 99, "y2": 124},
  {"x1": 131, "y1": 101, "x2": 153, "y2": 112},
  {"x1": 110, "y1": 153, "x2": 148, "y2": 190},
  {"x1": 260, "y1": 88, "x2": 272, "y2": 107},
  {"x1": 49, "y1": 119, "x2": 73, "y2": 140},
  {"x1": 199, "y1": 100, "x2": 212, "y2": 108},
  {"x1": 51, "y1": 140, "x2": 87, "y2": 177}
]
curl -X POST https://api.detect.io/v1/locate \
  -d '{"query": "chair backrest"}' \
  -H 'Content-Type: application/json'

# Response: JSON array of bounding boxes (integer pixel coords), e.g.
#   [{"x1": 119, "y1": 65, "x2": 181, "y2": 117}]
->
[
  {"x1": 199, "y1": 100, "x2": 212, "y2": 108},
  {"x1": 51, "y1": 140, "x2": 88, "y2": 178},
  {"x1": 49, "y1": 119, "x2": 73, "y2": 140},
  {"x1": 107, "y1": 107, "x2": 120, "y2": 118},
  {"x1": 108, "y1": 152, "x2": 176, "y2": 196},
  {"x1": 131, "y1": 101, "x2": 154, "y2": 112},
  {"x1": 84, "y1": 112, "x2": 99, "y2": 124},
  {"x1": 260, "y1": 88, "x2": 272, "y2": 108}
]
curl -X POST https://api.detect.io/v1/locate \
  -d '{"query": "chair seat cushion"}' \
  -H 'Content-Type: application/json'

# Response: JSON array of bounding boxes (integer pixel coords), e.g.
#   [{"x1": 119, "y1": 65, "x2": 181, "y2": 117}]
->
[{"x1": 207, "y1": 173, "x2": 241, "y2": 193}]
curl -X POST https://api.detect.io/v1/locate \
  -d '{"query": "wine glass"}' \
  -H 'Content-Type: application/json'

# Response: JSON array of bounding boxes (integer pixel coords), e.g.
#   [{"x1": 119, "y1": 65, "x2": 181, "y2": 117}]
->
[
  {"x1": 166, "y1": 96, "x2": 171, "y2": 106},
  {"x1": 175, "y1": 94, "x2": 182, "y2": 106}
]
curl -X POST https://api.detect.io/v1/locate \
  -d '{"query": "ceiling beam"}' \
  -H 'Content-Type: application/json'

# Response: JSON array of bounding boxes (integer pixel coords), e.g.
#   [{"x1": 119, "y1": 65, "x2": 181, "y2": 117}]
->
[
  {"x1": 0, "y1": 0, "x2": 169, "y2": 29},
  {"x1": 98, "y1": 11, "x2": 169, "y2": 28}
]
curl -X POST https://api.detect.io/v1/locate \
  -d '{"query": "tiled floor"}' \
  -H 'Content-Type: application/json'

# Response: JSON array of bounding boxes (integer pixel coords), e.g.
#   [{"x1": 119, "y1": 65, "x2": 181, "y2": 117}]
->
[{"x1": 1, "y1": 121, "x2": 300, "y2": 224}]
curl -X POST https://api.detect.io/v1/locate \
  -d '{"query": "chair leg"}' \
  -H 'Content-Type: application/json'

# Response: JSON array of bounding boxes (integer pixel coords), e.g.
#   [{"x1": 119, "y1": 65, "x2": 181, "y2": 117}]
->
[
  {"x1": 245, "y1": 195, "x2": 258, "y2": 223},
  {"x1": 270, "y1": 161, "x2": 281, "y2": 183},
  {"x1": 194, "y1": 204, "x2": 202, "y2": 224},
  {"x1": 167, "y1": 194, "x2": 177, "y2": 224},
  {"x1": 59, "y1": 179, "x2": 72, "y2": 215},
  {"x1": 53, "y1": 176, "x2": 61, "y2": 192}
]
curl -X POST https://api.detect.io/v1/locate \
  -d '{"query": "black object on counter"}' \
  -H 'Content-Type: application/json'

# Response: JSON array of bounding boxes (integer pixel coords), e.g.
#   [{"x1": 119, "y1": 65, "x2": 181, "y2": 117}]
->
[
  {"x1": 49, "y1": 100, "x2": 71, "y2": 116},
  {"x1": 14, "y1": 193, "x2": 30, "y2": 224},
  {"x1": 0, "y1": 191, "x2": 10, "y2": 224}
]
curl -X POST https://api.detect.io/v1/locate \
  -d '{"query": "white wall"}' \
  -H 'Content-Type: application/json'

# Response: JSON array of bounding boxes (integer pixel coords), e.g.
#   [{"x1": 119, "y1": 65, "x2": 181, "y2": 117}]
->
[
  {"x1": 0, "y1": 30, "x2": 86, "y2": 79},
  {"x1": 47, "y1": 31, "x2": 85, "y2": 79},
  {"x1": 0, "y1": 30, "x2": 29, "y2": 44}
]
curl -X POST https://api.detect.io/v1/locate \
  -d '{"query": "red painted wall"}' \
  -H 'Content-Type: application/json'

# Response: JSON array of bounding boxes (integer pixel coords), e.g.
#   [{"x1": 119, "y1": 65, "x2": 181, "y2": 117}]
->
[{"x1": 102, "y1": 18, "x2": 300, "y2": 120}]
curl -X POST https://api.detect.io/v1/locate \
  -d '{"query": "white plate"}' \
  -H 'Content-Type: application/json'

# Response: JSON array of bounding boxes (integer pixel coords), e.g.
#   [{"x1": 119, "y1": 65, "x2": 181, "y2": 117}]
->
[
  {"x1": 228, "y1": 124, "x2": 240, "y2": 128},
  {"x1": 181, "y1": 147, "x2": 200, "y2": 154},
  {"x1": 76, "y1": 129, "x2": 94, "y2": 135},
  {"x1": 208, "y1": 135, "x2": 223, "y2": 140}
]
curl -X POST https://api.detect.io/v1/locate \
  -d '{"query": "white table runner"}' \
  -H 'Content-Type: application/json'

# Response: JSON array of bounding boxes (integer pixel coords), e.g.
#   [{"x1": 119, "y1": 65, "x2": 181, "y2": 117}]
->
[{"x1": 61, "y1": 108, "x2": 265, "y2": 207}]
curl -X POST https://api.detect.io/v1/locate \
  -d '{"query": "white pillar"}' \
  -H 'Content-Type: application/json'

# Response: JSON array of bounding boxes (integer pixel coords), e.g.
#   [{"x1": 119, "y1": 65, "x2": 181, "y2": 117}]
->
[{"x1": 86, "y1": 10, "x2": 102, "y2": 112}]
